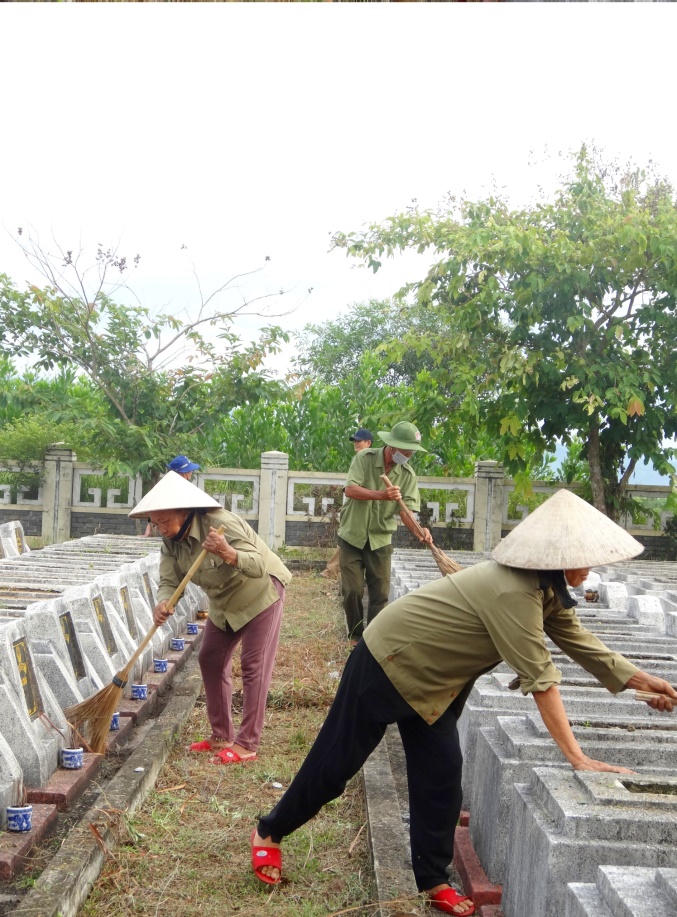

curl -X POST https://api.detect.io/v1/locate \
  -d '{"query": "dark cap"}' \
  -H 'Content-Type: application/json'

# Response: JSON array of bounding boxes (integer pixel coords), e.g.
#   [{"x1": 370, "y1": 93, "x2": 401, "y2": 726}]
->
[
  {"x1": 166, "y1": 455, "x2": 200, "y2": 473},
  {"x1": 349, "y1": 428, "x2": 373, "y2": 443}
]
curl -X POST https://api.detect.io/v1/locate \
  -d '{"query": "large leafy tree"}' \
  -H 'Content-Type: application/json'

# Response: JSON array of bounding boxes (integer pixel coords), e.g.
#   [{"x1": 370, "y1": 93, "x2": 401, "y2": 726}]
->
[
  {"x1": 294, "y1": 298, "x2": 447, "y2": 388},
  {"x1": 0, "y1": 236, "x2": 291, "y2": 477},
  {"x1": 294, "y1": 301, "x2": 511, "y2": 475},
  {"x1": 333, "y1": 147, "x2": 677, "y2": 516}
]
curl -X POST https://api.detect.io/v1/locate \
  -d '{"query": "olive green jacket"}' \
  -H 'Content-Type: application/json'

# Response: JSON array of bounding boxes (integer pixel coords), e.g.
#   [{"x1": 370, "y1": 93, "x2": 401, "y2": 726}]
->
[
  {"x1": 157, "y1": 509, "x2": 292, "y2": 632},
  {"x1": 364, "y1": 560, "x2": 639, "y2": 724},
  {"x1": 337, "y1": 447, "x2": 421, "y2": 551}
]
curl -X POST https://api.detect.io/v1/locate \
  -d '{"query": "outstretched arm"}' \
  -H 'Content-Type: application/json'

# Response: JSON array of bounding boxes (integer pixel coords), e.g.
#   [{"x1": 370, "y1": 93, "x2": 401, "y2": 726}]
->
[{"x1": 533, "y1": 684, "x2": 634, "y2": 773}]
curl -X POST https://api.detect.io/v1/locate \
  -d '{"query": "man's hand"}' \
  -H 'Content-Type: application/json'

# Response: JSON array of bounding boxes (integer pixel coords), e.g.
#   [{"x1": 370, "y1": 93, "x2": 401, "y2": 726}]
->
[
  {"x1": 381, "y1": 485, "x2": 402, "y2": 501},
  {"x1": 418, "y1": 527, "x2": 433, "y2": 545},
  {"x1": 626, "y1": 671, "x2": 677, "y2": 712},
  {"x1": 202, "y1": 526, "x2": 238, "y2": 566},
  {"x1": 153, "y1": 600, "x2": 173, "y2": 627}
]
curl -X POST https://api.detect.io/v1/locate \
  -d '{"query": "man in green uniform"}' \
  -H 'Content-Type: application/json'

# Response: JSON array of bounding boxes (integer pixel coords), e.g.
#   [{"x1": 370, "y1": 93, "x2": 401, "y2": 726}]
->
[{"x1": 337, "y1": 420, "x2": 432, "y2": 642}]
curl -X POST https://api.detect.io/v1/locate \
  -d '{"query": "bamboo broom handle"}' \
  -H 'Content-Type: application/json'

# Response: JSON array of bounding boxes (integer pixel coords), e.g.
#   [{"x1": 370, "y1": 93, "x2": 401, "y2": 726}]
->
[
  {"x1": 634, "y1": 690, "x2": 676, "y2": 707},
  {"x1": 117, "y1": 524, "x2": 225, "y2": 682},
  {"x1": 380, "y1": 474, "x2": 427, "y2": 540}
]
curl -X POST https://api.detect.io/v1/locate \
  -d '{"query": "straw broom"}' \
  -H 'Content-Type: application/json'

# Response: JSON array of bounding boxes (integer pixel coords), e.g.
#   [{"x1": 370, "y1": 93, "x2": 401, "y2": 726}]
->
[
  {"x1": 380, "y1": 474, "x2": 462, "y2": 576},
  {"x1": 65, "y1": 524, "x2": 224, "y2": 754}
]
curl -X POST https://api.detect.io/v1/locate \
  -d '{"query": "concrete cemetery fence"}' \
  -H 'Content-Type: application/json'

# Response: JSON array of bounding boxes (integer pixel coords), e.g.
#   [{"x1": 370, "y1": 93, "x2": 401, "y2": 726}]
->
[{"x1": 1, "y1": 446, "x2": 675, "y2": 554}]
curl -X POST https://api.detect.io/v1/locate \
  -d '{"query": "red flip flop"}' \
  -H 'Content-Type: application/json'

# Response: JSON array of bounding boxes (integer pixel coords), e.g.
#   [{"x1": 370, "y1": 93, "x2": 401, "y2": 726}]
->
[
  {"x1": 250, "y1": 831, "x2": 282, "y2": 885},
  {"x1": 189, "y1": 740, "x2": 214, "y2": 752},
  {"x1": 428, "y1": 887, "x2": 475, "y2": 915},
  {"x1": 213, "y1": 748, "x2": 257, "y2": 765}
]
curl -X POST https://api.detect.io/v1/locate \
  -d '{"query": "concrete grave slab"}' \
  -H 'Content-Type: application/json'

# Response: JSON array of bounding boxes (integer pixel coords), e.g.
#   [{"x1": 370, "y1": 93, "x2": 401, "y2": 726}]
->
[
  {"x1": 0, "y1": 619, "x2": 68, "y2": 787},
  {"x1": 0, "y1": 521, "x2": 30, "y2": 556},
  {"x1": 470, "y1": 713, "x2": 677, "y2": 884},
  {"x1": 93, "y1": 574, "x2": 153, "y2": 681},
  {"x1": 567, "y1": 864, "x2": 677, "y2": 917},
  {"x1": 23, "y1": 599, "x2": 102, "y2": 706},
  {"x1": 501, "y1": 768, "x2": 677, "y2": 917},
  {"x1": 458, "y1": 672, "x2": 675, "y2": 801},
  {"x1": 56, "y1": 588, "x2": 120, "y2": 688},
  {"x1": 0, "y1": 731, "x2": 23, "y2": 829},
  {"x1": 117, "y1": 564, "x2": 173, "y2": 653},
  {"x1": 626, "y1": 593, "x2": 669, "y2": 630}
]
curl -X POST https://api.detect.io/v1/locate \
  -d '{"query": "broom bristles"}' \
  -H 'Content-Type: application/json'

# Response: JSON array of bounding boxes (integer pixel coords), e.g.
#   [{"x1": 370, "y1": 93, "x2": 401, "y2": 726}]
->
[
  {"x1": 429, "y1": 543, "x2": 463, "y2": 576},
  {"x1": 65, "y1": 681, "x2": 125, "y2": 755}
]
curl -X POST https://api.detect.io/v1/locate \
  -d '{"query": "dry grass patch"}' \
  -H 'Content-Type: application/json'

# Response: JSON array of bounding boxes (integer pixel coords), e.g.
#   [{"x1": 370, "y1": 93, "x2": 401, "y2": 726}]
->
[{"x1": 81, "y1": 573, "x2": 383, "y2": 917}]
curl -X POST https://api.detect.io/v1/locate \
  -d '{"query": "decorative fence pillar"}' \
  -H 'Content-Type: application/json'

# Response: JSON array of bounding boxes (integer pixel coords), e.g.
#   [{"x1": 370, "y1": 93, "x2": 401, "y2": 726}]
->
[
  {"x1": 41, "y1": 444, "x2": 76, "y2": 545},
  {"x1": 473, "y1": 460, "x2": 504, "y2": 553},
  {"x1": 258, "y1": 451, "x2": 289, "y2": 549}
]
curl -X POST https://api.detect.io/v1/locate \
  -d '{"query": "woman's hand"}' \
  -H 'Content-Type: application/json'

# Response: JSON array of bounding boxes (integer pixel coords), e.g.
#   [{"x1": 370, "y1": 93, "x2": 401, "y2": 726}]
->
[
  {"x1": 625, "y1": 671, "x2": 677, "y2": 712},
  {"x1": 153, "y1": 600, "x2": 173, "y2": 627},
  {"x1": 202, "y1": 526, "x2": 238, "y2": 566},
  {"x1": 572, "y1": 755, "x2": 635, "y2": 774}
]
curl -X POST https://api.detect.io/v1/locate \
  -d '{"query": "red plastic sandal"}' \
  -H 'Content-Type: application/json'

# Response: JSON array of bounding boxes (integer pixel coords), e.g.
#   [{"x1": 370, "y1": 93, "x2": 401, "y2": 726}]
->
[
  {"x1": 428, "y1": 887, "x2": 475, "y2": 915},
  {"x1": 189, "y1": 740, "x2": 214, "y2": 752},
  {"x1": 250, "y1": 831, "x2": 282, "y2": 885},
  {"x1": 213, "y1": 748, "x2": 257, "y2": 765}
]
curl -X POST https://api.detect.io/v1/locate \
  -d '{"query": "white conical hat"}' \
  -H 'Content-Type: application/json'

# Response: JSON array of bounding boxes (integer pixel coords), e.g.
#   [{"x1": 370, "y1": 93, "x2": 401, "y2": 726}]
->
[
  {"x1": 491, "y1": 488, "x2": 644, "y2": 569},
  {"x1": 128, "y1": 471, "x2": 221, "y2": 518}
]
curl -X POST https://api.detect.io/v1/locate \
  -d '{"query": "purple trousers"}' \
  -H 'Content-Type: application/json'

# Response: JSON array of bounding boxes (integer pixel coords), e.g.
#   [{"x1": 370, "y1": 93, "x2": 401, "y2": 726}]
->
[{"x1": 198, "y1": 576, "x2": 284, "y2": 752}]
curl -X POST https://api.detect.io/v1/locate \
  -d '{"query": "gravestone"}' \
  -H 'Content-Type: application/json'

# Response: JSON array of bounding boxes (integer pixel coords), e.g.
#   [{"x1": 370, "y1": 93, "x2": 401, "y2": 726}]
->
[
  {"x1": 502, "y1": 768, "x2": 677, "y2": 917},
  {"x1": 0, "y1": 619, "x2": 67, "y2": 786},
  {"x1": 23, "y1": 600, "x2": 102, "y2": 706},
  {"x1": 471, "y1": 713, "x2": 677, "y2": 884}
]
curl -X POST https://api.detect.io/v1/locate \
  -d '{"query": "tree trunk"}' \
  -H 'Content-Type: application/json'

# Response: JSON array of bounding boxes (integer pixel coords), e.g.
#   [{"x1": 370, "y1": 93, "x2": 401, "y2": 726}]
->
[{"x1": 587, "y1": 420, "x2": 607, "y2": 515}]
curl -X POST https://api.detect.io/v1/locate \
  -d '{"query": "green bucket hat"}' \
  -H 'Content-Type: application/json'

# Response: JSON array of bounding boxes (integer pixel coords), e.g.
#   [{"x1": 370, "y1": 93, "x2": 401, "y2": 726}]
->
[{"x1": 377, "y1": 421, "x2": 427, "y2": 453}]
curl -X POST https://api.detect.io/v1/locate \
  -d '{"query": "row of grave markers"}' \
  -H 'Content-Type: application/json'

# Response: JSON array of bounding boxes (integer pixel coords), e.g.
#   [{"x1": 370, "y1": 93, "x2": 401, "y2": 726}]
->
[{"x1": 0, "y1": 523, "x2": 206, "y2": 826}]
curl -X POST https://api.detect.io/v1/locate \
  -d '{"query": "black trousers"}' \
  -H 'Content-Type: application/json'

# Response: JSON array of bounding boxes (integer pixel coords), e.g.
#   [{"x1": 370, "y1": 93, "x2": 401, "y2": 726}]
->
[
  {"x1": 338, "y1": 537, "x2": 393, "y2": 639},
  {"x1": 258, "y1": 641, "x2": 463, "y2": 890}
]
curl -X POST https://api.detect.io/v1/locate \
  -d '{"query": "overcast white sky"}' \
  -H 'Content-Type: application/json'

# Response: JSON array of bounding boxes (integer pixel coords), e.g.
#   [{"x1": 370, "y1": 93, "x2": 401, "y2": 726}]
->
[{"x1": 1, "y1": 4, "x2": 676, "y2": 481}]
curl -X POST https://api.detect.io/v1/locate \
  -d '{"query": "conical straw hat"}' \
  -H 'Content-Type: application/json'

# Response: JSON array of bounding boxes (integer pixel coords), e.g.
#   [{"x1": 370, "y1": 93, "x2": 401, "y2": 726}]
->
[
  {"x1": 491, "y1": 488, "x2": 644, "y2": 569},
  {"x1": 128, "y1": 471, "x2": 221, "y2": 518}
]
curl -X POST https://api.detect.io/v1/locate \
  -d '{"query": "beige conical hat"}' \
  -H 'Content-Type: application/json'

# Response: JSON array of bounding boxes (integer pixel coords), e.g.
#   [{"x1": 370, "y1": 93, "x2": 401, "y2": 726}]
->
[
  {"x1": 491, "y1": 488, "x2": 644, "y2": 569},
  {"x1": 128, "y1": 471, "x2": 221, "y2": 518}
]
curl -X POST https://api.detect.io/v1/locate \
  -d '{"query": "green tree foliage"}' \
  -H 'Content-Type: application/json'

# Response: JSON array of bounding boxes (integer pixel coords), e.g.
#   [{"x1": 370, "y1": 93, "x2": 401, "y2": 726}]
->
[
  {"x1": 0, "y1": 237, "x2": 291, "y2": 478},
  {"x1": 294, "y1": 301, "x2": 556, "y2": 477},
  {"x1": 295, "y1": 299, "x2": 446, "y2": 388},
  {"x1": 333, "y1": 146, "x2": 677, "y2": 516}
]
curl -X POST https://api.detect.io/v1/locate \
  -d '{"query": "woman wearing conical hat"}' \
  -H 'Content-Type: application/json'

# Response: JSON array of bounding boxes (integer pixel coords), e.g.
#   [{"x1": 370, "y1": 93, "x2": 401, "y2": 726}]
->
[
  {"x1": 250, "y1": 489, "x2": 676, "y2": 915},
  {"x1": 130, "y1": 471, "x2": 291, "y2": 764}
]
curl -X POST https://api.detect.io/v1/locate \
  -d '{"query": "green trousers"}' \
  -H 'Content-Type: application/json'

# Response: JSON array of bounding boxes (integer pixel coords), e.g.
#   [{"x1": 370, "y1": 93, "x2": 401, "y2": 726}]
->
[{"x1": 338, "y1": 537, "x2": 393, "y2": 640}]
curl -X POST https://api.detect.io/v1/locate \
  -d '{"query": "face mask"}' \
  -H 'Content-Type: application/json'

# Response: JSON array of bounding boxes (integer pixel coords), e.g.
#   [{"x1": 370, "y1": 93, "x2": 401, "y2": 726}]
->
[{"x1": 392, "y1": 450, "x2": 410, "y2": 465}]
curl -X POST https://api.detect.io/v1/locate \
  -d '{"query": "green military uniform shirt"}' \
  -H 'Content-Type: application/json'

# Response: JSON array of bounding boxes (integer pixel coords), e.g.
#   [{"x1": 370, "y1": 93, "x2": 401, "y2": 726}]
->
[
  {"x1": 157, "y1": 509, "x2": 292, "y2": 632},
  {"x1": 337, "y1": 447, "x2": 421, "y2": 551},
  {"x1": 363, "y1": 560, "x2": 639, "y2": 725}
]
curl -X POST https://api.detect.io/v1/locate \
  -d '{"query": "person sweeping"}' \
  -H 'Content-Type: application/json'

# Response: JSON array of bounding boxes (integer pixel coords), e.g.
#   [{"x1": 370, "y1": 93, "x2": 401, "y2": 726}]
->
[
  {"x1": 337, "y1": 420, "x2": 433, "y2": 644},
  {"x1": 130, "y1": 471, "x2": 291, "y2": 764},
  {"x1": 250, "y1": 488, "x2": 676, "y2": 914}
]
